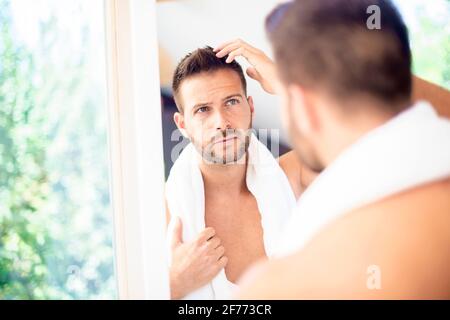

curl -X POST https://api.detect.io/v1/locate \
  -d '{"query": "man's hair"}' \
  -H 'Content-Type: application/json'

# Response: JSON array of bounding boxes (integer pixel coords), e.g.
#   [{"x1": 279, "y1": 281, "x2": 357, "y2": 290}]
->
[
  {"x1": 266, "y1": 0, "x2": 412, "y2": 113},
  {"x1": 172, "y1": 46, "x2": 247, "y2": 113}
]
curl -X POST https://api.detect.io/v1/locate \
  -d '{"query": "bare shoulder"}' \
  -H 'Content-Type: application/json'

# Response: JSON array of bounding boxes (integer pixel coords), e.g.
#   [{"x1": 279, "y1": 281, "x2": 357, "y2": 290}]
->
[
  {"x1": 278, "y1": 151, "x2": 302, "y2": 198},
  {"x1": 278, "y1": 150, "x2": 319, "y2": 198},
  {"x1": 413, "y1": 75, "x2": 450, "y2": 118},
  {"x1": 237, "y1": 178, "x2": 450, "y2": 299},
  {"x1": 237, "y1": 253, "x2": 307, "y2": 299},
  {"x1": 278, "y1": 150, "x2": 300, "y2": 170}
]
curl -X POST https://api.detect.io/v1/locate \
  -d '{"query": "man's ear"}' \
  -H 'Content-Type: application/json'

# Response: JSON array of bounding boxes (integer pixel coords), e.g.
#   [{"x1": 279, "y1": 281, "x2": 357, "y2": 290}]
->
[
  {"x1": 173, "y1": 112, "x2": 188, "y2": 138},
  {"x1": 288, "y1": 84, "x2": 319, "y2": 136},
  {"x1": 247, "y1": 96, "x2": 255, "y2": 114}
]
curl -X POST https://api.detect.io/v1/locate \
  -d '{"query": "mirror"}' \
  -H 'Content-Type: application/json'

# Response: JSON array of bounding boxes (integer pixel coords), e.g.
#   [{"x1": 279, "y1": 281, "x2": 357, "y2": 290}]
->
[{"x1": 155, "y1": 0, "x2": 296, "y2": 300}]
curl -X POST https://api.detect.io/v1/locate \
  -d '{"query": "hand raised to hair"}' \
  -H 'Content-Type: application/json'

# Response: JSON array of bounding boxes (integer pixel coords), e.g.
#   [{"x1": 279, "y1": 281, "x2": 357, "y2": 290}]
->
[{"x1": 214, "y1": 39, "x2": 280, "y2": 95}]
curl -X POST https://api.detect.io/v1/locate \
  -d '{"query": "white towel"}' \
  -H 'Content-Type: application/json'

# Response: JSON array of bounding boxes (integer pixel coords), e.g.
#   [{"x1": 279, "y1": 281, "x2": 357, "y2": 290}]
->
[
  {"x1": 277, "y1": 101, "x2": 450, "y2": 256},
  {"x1": 166, "y1": 133, "x2": 296, "y2": 299}
]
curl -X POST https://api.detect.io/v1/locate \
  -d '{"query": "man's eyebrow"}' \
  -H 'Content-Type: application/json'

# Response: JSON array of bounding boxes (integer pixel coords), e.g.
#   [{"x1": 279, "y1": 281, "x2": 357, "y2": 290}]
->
[
  {"x1": 222, "y1": 94, "x2": 243, "y2": 101},
  {"x1": 192, "y1": 101, "x2": 212, "y2": 110},
  {"x1": 190, "y1": 94, "x2": 243, "y2": 111}
]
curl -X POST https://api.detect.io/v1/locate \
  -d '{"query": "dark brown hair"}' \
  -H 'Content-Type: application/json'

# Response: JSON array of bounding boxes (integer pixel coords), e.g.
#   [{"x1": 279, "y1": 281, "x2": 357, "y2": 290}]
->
[
  {"x1": 266, "y1": 0, "x2": 412, "y2": 113},
  {"x1": 172, "y1": 46, "x2": 247, "y2": 112}
]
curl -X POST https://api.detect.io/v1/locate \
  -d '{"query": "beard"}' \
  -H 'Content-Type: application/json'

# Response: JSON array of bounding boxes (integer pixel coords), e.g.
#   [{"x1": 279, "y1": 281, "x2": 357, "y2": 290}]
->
[{"x1": 191, "y1": 121, "x2": 252, "y2": 165}]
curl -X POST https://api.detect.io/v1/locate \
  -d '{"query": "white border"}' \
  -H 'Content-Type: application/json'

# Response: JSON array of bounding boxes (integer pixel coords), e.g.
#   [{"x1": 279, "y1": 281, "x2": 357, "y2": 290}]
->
[{"x1": 104, "y1": 0, "x2": 169, "y2": 299}]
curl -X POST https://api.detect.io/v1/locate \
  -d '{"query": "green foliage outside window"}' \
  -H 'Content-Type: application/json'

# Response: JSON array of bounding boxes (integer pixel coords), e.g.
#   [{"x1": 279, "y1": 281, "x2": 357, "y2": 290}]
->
[{"x1": 0, "y1": 0, "x2": 116, "y2": 299}]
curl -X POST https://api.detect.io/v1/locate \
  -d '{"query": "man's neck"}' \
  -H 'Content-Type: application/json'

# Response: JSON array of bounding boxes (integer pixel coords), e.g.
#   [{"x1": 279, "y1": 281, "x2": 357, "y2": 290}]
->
[{"x1": 198, "y1": 154, "x2": 249, "y2": 197}]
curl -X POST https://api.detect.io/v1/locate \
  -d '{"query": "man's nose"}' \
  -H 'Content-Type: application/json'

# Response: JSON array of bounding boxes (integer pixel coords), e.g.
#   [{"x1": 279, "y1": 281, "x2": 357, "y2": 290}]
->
[{"x1": 213, "y1": 110, "x2": 231, "y2": 131}]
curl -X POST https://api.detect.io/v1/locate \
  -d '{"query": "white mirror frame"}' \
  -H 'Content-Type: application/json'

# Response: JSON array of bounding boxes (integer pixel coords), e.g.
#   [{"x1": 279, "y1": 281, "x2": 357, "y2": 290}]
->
[{"x1": 104, "y1": 0, "x2": 169, "y2": 299}]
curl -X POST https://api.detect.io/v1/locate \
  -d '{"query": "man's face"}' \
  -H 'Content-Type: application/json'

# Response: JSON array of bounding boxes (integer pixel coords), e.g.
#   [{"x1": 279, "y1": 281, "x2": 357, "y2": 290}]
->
[{"x1": 175, "y1": 69, "x2": 254, "y2": 164}]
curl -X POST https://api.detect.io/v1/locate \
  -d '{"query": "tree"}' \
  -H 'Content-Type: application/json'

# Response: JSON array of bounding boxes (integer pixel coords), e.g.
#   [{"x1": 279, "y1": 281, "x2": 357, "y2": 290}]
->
[
  {"x1": 0, "y1": 0, "x2": 53, "y2": 299},
  {"x1": 1, "y1": 0, "x2": 116, "y2": 299}
]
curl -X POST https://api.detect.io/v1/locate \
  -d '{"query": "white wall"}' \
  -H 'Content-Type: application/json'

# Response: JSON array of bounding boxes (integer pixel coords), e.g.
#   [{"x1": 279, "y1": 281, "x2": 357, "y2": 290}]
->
[{"x1": 156, "y1": 0, "x2": 290, "y2": 145}]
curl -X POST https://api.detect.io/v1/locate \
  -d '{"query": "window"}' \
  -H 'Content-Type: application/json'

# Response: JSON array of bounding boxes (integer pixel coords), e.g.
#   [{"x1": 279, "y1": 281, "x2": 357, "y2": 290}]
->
[
  {"x1": 0, "y1": 0, "x2": 115, "y2": 299},
  {"x1": 1, "y1": 0, "x2": 169, "y2": 299},
  {"x1": 395, "y1": 0, "x2": 450, "y2": 89}
]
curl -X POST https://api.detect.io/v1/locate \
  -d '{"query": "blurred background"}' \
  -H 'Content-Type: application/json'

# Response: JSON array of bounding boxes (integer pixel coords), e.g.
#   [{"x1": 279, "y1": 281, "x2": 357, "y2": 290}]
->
[
  {"x1": 156, "y1": 0, "x2": 450, "y2": 176},
  {"x1": 0, "y1": 0, "x2": 449, "y2": 299},
  {"x1": 0, "y1": 0, "x2": 115, "y2": 299}
]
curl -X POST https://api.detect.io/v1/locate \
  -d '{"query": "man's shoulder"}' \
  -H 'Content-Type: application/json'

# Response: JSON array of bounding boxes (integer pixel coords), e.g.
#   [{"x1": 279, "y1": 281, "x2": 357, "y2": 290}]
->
[
  {"x1": 278, "y1": 151, "x2": 302, "y2": 198},
  {"x1": 350, "y1": 177, "x2": 450, "y2": 225},
  {"x1": 237, "y1": 177, "x2": 450, "y2": 299},
  {"x1": 319, "y1": 177, "x2": 450, "y2": 271},
  {"x1": 278, "y1": 150, "x2": 300, "y2": 173}
]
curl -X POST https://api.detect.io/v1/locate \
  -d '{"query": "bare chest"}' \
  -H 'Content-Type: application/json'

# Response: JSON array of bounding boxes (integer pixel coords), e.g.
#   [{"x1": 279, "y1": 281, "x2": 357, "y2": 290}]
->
[{"x1": 204, "y1": 193, "x2": 267, "y2": 283}]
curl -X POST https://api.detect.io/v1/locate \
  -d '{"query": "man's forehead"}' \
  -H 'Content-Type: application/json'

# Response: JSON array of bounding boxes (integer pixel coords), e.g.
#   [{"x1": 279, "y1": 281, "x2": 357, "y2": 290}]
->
[{"x1": 179, "y1": 69, "x2": 245, "y2": 108}]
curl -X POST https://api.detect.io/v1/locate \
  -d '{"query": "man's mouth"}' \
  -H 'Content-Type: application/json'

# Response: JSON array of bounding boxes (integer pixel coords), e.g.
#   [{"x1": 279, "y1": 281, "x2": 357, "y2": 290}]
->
[{"x1": 212, "y1": 136, "x2": 238, "y2": 145}]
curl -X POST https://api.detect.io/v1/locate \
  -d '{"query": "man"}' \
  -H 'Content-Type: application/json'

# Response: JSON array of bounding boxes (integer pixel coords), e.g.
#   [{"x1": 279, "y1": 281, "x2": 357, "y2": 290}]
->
[
  {"x1": 213, "y1": 0, "x2": 450, "y2": 299},
  {"x1": 165, "y1": 47, "x2": 307, "y2": 299}
]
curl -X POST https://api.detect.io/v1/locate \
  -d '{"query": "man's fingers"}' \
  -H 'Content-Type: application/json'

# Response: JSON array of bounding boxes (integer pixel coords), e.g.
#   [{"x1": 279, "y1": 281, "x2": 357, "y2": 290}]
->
[
  {"x1": 214, "y1": 245, "x2": 226, "y2": 260},
  {"x1": 217, "y1": 255, "x2": 228, "y2": 268},
  {"x1": 225, "y1": 48, "x2": 246, "y2": 63},
  {"x1": 197, "y1": 227, "x2": 216, "y2": 244},
  {"x1": 217, "y1": 40, "x2": 258, "y2": 55},
  {"x1": 216, "y1": 41, "x2": 255, "y2": 60},
  {"x1": 213, "y1": 41, "x2": 233, "y2": 53},
  {"x1": 215, "y1": 42, "x2": 241, "y2": 58},
  {"x1": 213, "y1": 38, "x2": 242, "y2": 53},
  {"x1": 246, "y1": 67, "x2": 261, "y2": 81},
  {"x1": 208, "y1": 255, "x2": 228, "y2": 279},
  {"x1": 206, "y1": 236, "x2": 221, "y2": 249}
]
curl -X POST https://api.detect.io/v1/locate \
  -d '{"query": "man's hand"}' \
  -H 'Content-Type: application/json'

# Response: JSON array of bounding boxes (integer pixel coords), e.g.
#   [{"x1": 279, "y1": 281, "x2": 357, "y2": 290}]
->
[
  {"x1": 170, "y1": 217, "x2": 228, "y2": 299},
  {"x1": 214, "y1": 39, "x2": 279, "y2": 94}
]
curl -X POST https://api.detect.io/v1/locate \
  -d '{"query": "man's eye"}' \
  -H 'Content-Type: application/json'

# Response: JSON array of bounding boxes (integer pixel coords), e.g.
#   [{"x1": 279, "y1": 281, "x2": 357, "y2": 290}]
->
[
  {"x1": 196, "y1": 106, "x2": 209, "y2": 114},
  {"x1": 225, "y1": 98, "x2": 240, "y2": 106}
]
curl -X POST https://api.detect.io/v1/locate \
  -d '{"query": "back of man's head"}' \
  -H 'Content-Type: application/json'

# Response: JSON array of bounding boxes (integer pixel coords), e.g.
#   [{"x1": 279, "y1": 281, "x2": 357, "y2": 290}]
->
[{"x1": 266, "y1": 0, "x2": 412, "y2": 114}]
